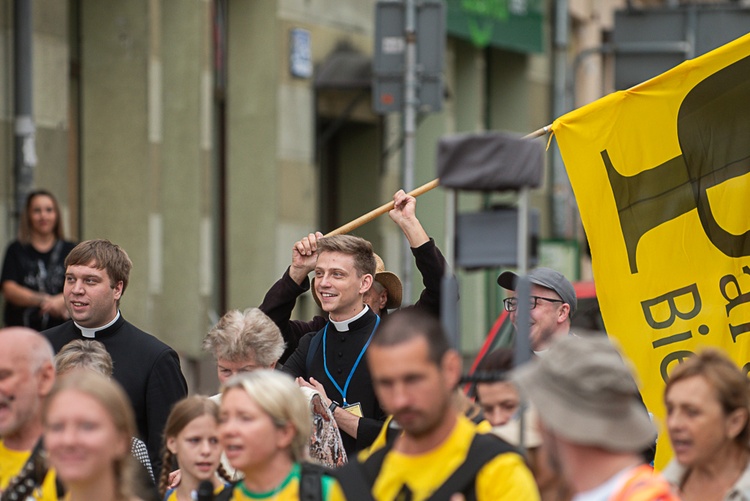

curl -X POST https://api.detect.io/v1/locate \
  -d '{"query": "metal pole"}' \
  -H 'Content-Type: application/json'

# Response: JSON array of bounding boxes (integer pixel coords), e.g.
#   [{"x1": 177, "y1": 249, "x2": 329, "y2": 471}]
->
[
  {"x1": 513, "y1": 187, "x2": 532, "y2": 454},
  {"x1": 14, "y1": 0, "x2": 37, "y2": 222},
  {"x1": 441, "y1": 189, "x2": 458, "y2": 349},
  {"x1": 401, "y1": 0, "x2": 417, "y2": 304},
  {"x1": 551, "y1": 0, "x2": 570, "y2": 240},
  {"x1": 515, "y1": 187, "x2": 531, "y2": 364}
]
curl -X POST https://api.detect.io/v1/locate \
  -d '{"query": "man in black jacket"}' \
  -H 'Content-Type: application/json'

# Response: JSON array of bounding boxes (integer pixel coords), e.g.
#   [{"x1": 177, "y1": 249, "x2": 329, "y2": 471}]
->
[
  {"x1": 43, "y1": 239, "x2": 187, "y2": 476},
  {"x1": 281, "y1": 234, "x2": 385, "y2": 455},
  {"x1": 261, "y1": 189, "x2": 449, "y2": 363}
]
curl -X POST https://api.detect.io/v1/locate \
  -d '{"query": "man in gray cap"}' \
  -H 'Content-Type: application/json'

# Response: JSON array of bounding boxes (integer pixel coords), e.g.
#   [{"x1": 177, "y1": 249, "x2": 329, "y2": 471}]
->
[
  {"x1": 513, "y1": 336, "x2": 677, "y2": 501},
  {"x1": 497, "y1": 267, "x2": 577, "y2": 353}
]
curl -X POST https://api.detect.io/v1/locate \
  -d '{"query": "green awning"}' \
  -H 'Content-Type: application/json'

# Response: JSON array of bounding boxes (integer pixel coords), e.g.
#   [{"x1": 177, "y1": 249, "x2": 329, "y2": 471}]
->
[{"x1": 445, "y1": 0, "x2": 544, "y2": 53}]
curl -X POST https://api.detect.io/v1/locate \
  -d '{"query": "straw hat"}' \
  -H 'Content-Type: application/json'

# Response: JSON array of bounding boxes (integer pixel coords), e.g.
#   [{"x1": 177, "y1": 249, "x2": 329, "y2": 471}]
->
[{"x1": 312, "y1": 253, "x2": 403, "y2": 311}]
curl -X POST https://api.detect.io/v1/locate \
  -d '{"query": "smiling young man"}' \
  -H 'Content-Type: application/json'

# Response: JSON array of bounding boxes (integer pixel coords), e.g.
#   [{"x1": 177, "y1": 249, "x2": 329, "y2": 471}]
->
[
  {"x1": 281, "y1": 234, "x2": 386, "y2": 455},
  {"x1": 42, "y1": 239, "x2": 187, "y2": 476},
  {"x1": 260, "y1": 190, "x2": 451, "y2": 364}
]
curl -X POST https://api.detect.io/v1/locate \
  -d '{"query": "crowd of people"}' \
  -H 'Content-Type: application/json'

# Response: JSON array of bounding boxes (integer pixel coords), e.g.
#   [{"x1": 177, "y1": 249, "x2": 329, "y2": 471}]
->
[{"x1": 2, "y1": 188, "x2": 750, "y2": 501}]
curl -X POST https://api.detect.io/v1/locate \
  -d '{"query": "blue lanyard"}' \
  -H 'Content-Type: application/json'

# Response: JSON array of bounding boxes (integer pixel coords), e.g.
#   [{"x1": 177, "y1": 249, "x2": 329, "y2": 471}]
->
[{"x1": 322, "y1": 315, "x2": 380, "y2": 405}]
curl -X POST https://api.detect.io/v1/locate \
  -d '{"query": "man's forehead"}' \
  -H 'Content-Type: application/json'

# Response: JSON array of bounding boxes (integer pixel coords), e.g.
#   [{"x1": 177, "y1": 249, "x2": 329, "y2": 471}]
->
[
  {"x1": 316, "y1": 251, "x2": 356, "y2": 269},
  {"x1": 530, "y1": 283, "x2": 561, "y2": 299},
  {"x1": 0, "y1": 339, "x2": 32, "y2": 369},
  {"x1": 66, "y1": 261, "x2": 107, "y2": 275},
  {"x1": 369, "y1": 336, "x2": 434, "y2": 368}
]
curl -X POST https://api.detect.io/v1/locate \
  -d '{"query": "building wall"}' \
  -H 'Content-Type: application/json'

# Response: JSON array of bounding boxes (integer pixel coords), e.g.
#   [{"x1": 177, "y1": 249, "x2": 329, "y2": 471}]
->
[
  {"x1": 0, "y1": 0, "x2": 71, "y2": 240},
  {"x1": 3, "y1": 0, "x2": 704, "y2": 386},
  {"x1": 77, "y1": 0, "x2": 215, "y2": 364}
]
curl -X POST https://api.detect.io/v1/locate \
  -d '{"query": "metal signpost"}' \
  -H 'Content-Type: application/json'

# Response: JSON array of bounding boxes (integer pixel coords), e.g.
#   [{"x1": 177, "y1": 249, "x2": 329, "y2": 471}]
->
[{"x1": 374, "y1": 0, "x2": 445, "y2": 303}]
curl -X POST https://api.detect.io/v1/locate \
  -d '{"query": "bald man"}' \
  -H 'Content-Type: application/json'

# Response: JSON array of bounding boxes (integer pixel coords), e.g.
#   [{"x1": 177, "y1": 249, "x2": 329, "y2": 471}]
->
[{"x1": 0, "y1": 327, "x2": 58, "y2": 500}]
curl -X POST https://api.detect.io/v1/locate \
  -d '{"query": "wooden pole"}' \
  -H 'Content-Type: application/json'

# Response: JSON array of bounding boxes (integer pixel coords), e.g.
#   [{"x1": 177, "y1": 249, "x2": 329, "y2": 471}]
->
[
  {"x1": 325, "y1": 179, "x2": 439, "y2": 237},
  {"x1": 324, "y1": 125, "x2": 551, "y2": 237}
]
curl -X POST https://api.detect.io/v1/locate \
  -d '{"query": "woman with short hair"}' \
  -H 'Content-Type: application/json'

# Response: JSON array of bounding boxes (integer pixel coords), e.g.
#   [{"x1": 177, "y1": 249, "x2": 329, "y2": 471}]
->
[
  {"x1": 203, "y1": 308, "x2": 286, "y2": 384},
  {"x1": 663, "y1": 348, "x2": 750, "y2": 500}
]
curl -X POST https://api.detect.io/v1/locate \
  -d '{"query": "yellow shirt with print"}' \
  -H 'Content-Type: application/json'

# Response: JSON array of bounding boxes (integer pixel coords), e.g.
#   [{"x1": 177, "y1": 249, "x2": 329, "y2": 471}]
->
[
  {"x1": 230, "y1": 463, "x2": 344, "y2": 501},
  {"x1": 335, "y1": 414, "x2": 539, "y2": 501},
  {"x1": 362, "y1": 415, "x2": 493, "y2": 462},
  {"x1": 0, "y1": 440, "x2": 58, "y2": 501}
]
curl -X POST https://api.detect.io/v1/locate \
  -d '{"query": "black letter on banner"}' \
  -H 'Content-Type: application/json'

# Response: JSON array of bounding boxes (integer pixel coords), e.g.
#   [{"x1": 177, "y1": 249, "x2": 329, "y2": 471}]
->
[
  {"x1": 641, "y1": 284, "x2": 701, "y2": 330},
  {"x1": 652, "y1": 330, "x2": 692, "y2": 349},
  {"x1": 719, "y1": 266, "x2": 750, "y2": 342},
  {"x1": 661, "y1": 350, "x2": 694, "y2": 383},
  {"x1": 603, "y1": 55, "x2": 750, "y2": 274}
]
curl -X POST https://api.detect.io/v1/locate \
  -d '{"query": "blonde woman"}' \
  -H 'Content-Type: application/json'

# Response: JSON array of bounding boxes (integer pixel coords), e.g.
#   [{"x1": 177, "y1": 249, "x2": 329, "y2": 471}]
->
[
  {"x1": 219, "y1": 370, "x2": 344, "y2": 500},
  {"x1": 43, "y1": 371, "x2": 143, "y2": 501},
  {"x1": 54, "y1": 339, "x2": 155, "y2": 484}
]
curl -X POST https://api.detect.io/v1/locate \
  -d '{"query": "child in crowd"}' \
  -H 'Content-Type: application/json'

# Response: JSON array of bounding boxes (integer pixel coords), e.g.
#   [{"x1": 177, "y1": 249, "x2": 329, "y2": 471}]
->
[{"x1": 159, "y1": 396, "x2": 233, "y2": 501}]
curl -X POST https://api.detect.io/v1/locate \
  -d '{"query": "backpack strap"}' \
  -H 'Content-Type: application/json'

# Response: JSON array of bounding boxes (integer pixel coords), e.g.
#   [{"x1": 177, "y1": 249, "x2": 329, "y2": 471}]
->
[
  {"x1": 334, "y1": 438, "x2": 395, "y2": 500},
  {"x1": 305, "y1": 329, "x2": 325, "y2": 374},
  {"x1": 336, "y1": 430, "x2": 516, "y2": 501},
  {"x1": 0, "y1": 437, "x2": 63, "y2": 501},
  {"x1": 213, "y1": 482, "x2": 238, "y2": 501},
  {"x1": 426, "y1": 433, "x2": 518, "y2": 501},
  {"x1": 299, "y1": 462, "x2": 335, "y2": 501}
]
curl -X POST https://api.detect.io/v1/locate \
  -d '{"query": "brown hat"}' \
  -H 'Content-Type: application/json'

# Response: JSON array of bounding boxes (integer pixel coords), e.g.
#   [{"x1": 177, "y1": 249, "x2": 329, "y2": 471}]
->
[
  {"x1": 513, "y1": 336, "x2": 655, "y2": 453},
  {"x1": 312, "y1": 253, "x2": 403, "y2": 311}
]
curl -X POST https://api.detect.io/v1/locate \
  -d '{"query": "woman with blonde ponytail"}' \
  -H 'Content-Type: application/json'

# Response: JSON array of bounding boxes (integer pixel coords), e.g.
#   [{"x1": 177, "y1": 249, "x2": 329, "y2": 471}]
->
[
  {"x1": 159, "y1": 396, "x2": 232, "y2": 501},
  {"x1": 43, "y1": 371, "x2": 142, "y2": 501}
]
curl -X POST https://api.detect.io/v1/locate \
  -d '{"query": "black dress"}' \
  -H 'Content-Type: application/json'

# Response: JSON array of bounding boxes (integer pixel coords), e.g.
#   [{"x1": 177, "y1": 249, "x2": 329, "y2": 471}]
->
[{"x1": 1, "y1": 239, "x2": 76, "y2": 330}]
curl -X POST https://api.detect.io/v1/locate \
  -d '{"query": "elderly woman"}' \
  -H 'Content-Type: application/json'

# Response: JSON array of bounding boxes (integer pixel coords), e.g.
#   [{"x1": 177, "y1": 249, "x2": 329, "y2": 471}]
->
[
  {"x1": 219, "y1": 370, "x2": 343, "y2": 500},
  {"x1": 201, "y1": 308, "x2": 346, "y2": 473},
  {"x1": 203, "y1": 307, "x2": 286, "y2": 384},
  {"x1": 663, "y1": 349, "x2": 750, "y2": 500}
]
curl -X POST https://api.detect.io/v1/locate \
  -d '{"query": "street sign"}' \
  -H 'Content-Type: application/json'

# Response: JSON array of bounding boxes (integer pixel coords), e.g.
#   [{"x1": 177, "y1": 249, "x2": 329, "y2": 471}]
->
[
  {"x1": 373, "y1": 0, "x2": 445, "y2": 113},
  {"x1": 455, "y1": 208, "x2": 540, "y2": 269}
]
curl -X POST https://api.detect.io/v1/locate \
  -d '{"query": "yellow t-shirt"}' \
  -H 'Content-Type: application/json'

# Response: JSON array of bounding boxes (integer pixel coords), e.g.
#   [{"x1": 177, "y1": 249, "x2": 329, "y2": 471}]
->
[
  {"x1": 230, "y1": 463, "x2": 344, "y2": 501},
  {"x1": 347, "y1": 415, "x2": 540, "y2": 501},
  {"x1": 362, "y1": 414, "x2": 495, "y2": 461},
  {"x1": 0, "y1": 439, "x2": 58, "y2": 501}
]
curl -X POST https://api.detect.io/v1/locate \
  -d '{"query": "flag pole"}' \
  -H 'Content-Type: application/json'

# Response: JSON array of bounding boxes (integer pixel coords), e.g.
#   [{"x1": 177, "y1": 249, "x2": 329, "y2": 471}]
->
[{"x1": 324, "y1": 125, "x2": 551, "y2": 237}]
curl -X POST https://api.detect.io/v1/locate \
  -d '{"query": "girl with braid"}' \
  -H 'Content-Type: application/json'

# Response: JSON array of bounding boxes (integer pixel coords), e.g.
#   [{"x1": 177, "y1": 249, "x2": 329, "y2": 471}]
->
[{"x1": 159, "y1": 397, "x2": 232, "y2": 501}]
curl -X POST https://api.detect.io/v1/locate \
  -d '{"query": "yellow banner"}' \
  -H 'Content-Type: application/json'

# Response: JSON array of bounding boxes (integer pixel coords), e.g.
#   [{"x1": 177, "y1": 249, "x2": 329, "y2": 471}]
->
[{"x1": 551, "y1": 33, "x2": 750, "y2": 468}]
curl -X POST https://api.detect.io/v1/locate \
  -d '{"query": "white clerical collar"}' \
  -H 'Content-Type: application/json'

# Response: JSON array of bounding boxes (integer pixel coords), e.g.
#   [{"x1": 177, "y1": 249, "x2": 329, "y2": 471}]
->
[
  {"x1": 329, "y1": 305, "x2": 369, "y2": 332},
  {"x1": 75, "y1": 311, "x2": 121, "y2": 339}
]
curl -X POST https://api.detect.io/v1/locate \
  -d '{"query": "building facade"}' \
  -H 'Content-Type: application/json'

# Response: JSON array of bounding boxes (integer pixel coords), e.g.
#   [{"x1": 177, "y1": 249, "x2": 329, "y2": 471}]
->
[{"x1": 4, "y1": 0, "x2": 733, "y2": 390}]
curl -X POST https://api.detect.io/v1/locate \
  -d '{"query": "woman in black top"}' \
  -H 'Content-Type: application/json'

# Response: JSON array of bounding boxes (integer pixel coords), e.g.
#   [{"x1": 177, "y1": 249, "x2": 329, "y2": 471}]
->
[{"x1": 1, "y1": 189, "x2": 76, "y2": 330}]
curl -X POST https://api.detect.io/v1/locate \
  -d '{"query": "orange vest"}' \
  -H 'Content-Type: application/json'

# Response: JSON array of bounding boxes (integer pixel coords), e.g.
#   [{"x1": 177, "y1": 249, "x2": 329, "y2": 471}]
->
[{"x1": 610, "y1": 465, "x2": 681, "y2": 501}]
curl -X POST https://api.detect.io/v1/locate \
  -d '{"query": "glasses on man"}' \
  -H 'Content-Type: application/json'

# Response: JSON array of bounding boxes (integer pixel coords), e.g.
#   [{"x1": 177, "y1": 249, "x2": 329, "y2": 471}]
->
[{"x1": 503, "y1": 296, "x2": 564, "y2": 312}]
